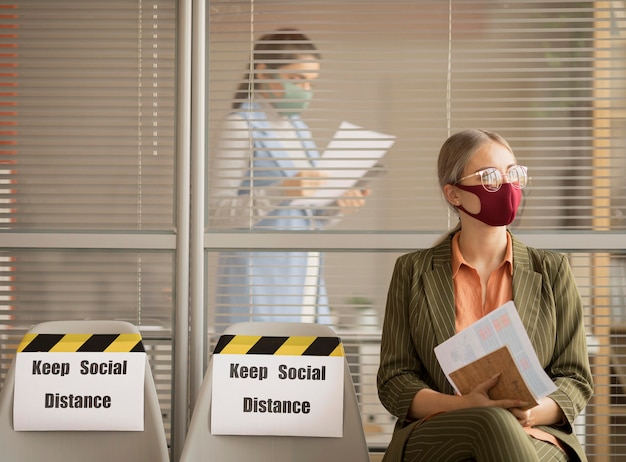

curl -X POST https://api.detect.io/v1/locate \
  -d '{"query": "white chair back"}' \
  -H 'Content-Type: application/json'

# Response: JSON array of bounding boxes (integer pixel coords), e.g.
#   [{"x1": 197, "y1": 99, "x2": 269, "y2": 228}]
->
[
  {"x1": 179, "y1": 321, "x2": 370, "y2": 462},
  {"x1": 0, "y1": 320, "x2": 170, "y2": 462}
]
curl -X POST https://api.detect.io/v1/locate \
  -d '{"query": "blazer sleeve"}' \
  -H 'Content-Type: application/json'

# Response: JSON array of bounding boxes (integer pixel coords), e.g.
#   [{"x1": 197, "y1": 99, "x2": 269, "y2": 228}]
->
[
  {"x1": 377, "y1": 251, "x2": 435, "y2": 424},
  {"x1": 539, "y1": 250, "x2": 594, "y2": 429}
]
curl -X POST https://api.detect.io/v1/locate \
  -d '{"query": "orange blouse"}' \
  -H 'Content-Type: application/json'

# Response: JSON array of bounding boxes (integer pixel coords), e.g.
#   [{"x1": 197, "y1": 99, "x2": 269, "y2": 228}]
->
[{"x1": 450, "y1": 231, "x2": 564, "y2": 451}]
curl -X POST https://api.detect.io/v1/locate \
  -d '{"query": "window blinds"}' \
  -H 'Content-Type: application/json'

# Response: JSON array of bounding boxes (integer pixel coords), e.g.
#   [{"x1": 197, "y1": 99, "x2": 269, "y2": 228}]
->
[
  {"x1": 206, "y1": 0, "x2": 626, "y2": 456},
  {"x1": 7, "y1": 1, "x2": 176, "y2": 231},
  {"x1": 0, "y1": 0, "x2": 177, "y2": 446},
  {"x1": 0, "y1": 0, "x2": 624, "y2": 457},
  {"x1": 207, "y1": 1, "x2": 626, "y2": 233}
]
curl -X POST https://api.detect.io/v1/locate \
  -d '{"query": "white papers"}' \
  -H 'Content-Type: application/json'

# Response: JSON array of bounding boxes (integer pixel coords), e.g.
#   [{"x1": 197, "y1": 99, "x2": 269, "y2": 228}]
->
[
  {"x1": 434, "y1": 301, "x2": 557, "y2": 401},
  {"x1": 293, "y1": 121, "x2": 395, "y2": 206}
]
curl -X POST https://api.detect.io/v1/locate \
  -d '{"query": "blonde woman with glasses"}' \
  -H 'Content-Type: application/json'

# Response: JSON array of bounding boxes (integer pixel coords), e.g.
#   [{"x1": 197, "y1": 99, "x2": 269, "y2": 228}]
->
[{"x1": 377, "y1": 129, "x2": 593, "y2": 461}]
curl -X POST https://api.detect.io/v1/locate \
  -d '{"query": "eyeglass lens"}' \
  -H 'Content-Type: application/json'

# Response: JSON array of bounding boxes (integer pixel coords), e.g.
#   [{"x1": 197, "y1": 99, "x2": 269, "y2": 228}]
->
[{"x1": 481, "y1": 166, "x2": 527, "y2": 191}]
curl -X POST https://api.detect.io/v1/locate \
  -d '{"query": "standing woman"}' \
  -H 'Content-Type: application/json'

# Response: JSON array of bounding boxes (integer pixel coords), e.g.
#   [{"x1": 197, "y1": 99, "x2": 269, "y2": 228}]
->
[
  {"x1": 209, "y1": 29, "x2": 368, "y2": 326},
  {"x1": 377, "y1": 129, "x2": 593, "y2": 461}
]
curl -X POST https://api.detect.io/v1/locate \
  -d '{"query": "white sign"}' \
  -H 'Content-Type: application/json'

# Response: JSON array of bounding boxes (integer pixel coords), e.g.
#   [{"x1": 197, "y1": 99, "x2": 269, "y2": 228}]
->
[
  {"x1": 211, "y1": 353, "x2": 344, "y2": 437},
  {"x1": 13, "y1": 352, "x2": 146, "y2": 431}
]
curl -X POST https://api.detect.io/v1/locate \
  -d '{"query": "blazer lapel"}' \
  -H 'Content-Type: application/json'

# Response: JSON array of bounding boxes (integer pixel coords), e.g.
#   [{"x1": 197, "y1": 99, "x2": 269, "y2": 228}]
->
[{"x1": 423, "y1": 238, "x2": 457, "y2": 345}]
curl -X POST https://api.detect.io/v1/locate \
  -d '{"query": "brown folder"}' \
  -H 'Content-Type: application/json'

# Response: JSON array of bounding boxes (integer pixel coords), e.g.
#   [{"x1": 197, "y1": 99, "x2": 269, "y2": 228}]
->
[{"x1": 449, "y1": 345, "x2": 538, "y2": 410}]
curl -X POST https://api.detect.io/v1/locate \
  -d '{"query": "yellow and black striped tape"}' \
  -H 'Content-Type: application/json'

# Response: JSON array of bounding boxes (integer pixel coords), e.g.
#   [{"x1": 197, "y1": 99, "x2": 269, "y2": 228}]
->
[
  {"x1": 17, "y1": 333, "x2": 145, "y2": 353},
  {"x1": 213, "y1": 335, "x2": 344, "y2": 357}
]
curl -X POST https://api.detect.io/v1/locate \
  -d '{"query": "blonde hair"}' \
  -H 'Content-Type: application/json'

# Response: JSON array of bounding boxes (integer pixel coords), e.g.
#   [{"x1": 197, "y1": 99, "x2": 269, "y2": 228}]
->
[
  {"x1": 437, "y1": 129, "x2": 514, "y2": 192},
  {"x1": 434, "y1": 129, "x2": 515, "y2": 240}
]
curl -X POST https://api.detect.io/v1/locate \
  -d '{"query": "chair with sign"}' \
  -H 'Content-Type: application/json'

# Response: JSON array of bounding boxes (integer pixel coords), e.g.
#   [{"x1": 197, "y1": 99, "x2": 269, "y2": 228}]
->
[
  {"x1": 0, "y1": 320, "x2": 170, "y2": 462},
  {"x1": 179, "y1": 321, "x2": 370, "y2": 462}
]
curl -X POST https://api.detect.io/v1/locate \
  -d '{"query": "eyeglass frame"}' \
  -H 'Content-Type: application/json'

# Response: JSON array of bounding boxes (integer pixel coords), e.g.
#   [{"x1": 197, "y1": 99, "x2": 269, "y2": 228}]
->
[{"x1": 456, "y1": 165, "x2": 528, "y2": 192}]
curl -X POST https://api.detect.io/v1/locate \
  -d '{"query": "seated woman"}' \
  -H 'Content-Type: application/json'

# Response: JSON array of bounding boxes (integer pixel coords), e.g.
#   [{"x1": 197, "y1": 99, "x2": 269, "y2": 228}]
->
[{"x1": 377, "y1": 129, "x2": 593, "y2": 462}]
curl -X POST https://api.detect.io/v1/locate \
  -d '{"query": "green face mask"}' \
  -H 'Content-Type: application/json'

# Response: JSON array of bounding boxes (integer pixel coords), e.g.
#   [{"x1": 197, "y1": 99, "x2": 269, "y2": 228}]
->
[{"x1": 270, "y1": 76, "x2": 313, "y2": 116}]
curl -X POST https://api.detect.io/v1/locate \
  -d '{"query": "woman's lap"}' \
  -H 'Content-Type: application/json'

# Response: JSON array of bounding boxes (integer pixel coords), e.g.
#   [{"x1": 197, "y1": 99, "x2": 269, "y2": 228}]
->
[{"x1": 397, "y1": 407, "x2": 568, "y2": 462}]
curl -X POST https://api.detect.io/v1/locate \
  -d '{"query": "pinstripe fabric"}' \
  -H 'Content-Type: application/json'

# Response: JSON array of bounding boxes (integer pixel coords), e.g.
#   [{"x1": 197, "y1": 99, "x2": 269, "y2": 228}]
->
[
  {"x1": 377, "y1": 232, "x2": 594, "y2": 462},
  {"x1": 402, "y1": 408, "x2": 568, "y2": 462}
]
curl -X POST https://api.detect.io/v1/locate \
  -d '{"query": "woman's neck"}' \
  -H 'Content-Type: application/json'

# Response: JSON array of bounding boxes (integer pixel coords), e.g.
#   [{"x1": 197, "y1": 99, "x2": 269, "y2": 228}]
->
[{"x1": 457, "y1": 225, "x2": 508, "y2": 269}]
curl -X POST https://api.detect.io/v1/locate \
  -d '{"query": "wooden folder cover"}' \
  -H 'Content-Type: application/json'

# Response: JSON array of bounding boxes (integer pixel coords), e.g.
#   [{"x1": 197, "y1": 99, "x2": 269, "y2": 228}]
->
[{"x1": 449, "y1": 345, "x2": 538, "y2": 410}]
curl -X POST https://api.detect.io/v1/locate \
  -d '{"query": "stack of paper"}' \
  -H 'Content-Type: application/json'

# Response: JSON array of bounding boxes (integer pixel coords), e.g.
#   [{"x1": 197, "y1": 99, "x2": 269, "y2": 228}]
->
[
  {"x1": 434, "y1": 301, "x2": 557, "y2": 409},
  {"x1": 292, "y1": 121, "x2": 395, "y2": 207}
]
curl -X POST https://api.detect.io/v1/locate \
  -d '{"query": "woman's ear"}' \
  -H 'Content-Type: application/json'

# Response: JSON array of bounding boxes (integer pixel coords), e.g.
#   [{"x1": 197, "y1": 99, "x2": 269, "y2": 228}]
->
[{"x1": 443, "y1": 184, "x2": 460, "y2": 207}]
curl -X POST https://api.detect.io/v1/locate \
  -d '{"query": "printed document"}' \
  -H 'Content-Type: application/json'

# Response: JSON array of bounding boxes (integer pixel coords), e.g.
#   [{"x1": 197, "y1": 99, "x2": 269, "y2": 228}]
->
[
  {"x1": 434, "y1": 301, "x2": 557, "y2": 408},
  {"x1": 292, "y1": 121, "x2": 395, "y2": 206}
]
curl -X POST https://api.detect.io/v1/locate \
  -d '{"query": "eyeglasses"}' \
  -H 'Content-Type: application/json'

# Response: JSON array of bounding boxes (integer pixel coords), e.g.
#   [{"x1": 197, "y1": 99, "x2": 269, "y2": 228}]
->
[{"x1": 456, "y1": 165, "x2": 528, "y2": 192}]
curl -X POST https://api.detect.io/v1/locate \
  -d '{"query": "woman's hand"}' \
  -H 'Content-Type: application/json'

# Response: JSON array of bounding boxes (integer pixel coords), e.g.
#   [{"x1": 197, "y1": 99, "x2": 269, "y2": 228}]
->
[
  {"x1": 510, "y1": 407, "x2": 535, "y2": 427},
  {"x1": 281, "y1": 171, "x2": 327, "y2": 197},
  {"x1": 336, "y1": 188, "x2": 370, "y2": 213},
  {"x1": 408, "y1": 374, "x2": 528, "y2": 420},
  {"x1": 462, "y1": 374, "x2": 529, "y2": 410},
  {"x1": 509, "y1": 397, "x2": 563, "y2": 428}
]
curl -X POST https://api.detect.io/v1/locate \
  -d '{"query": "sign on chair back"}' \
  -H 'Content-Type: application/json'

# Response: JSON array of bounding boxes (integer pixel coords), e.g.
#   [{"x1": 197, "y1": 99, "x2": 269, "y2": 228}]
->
[
  {"x1": 0, "y1": 320, "x2": 170, "y2": 462},
  {"x1": 179, "y1": 322, "x2": 370, "y2": 462}
]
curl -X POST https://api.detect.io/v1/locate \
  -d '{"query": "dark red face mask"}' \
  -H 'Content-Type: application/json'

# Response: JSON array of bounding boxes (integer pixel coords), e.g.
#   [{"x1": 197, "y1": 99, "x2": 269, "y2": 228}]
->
[{"x1": 455, "y1": 183, "x2": 522, "y2": 226}]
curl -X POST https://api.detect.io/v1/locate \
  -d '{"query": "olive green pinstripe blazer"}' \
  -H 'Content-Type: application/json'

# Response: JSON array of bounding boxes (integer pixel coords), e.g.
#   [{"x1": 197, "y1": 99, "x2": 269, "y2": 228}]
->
[{"x1": 377, "y1": 232, "x2": 594, "y2": 461}]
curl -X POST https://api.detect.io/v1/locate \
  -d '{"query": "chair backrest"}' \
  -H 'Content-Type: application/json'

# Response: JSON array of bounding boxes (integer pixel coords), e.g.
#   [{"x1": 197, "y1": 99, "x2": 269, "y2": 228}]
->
[
  {"x1": 0, "y1": 320, "x2": 170, "y2": 462},
  {"x1": 179, "y1": 322, "x2": 370, "y2": 462}
]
